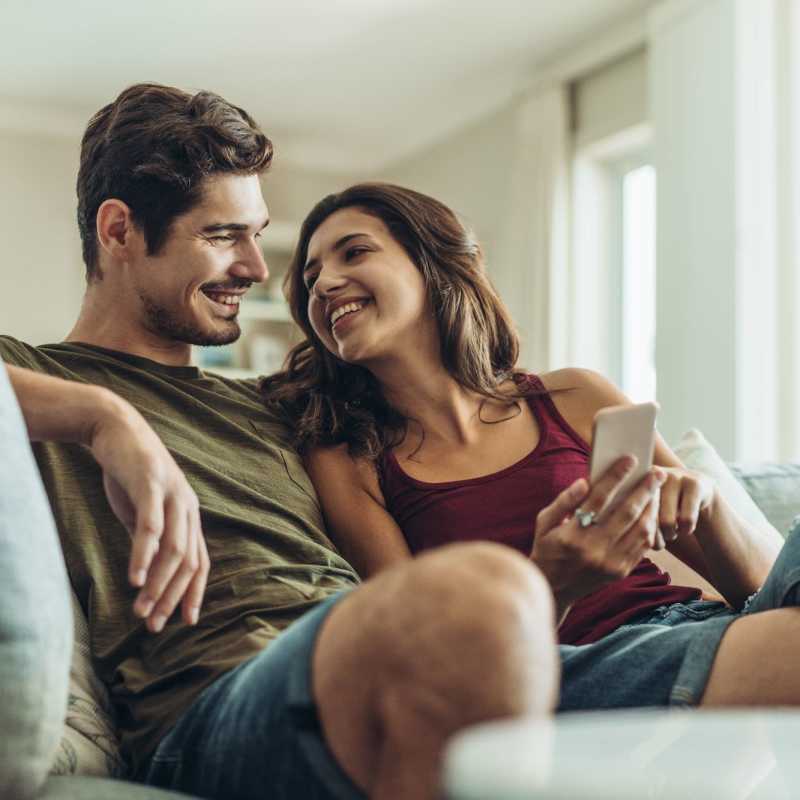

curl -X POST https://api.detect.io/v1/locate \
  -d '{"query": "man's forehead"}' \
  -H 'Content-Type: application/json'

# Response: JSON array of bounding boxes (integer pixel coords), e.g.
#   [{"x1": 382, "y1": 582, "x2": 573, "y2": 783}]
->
[{"x1": 191, "y1": 174, "x2": 268, "y2": 224}]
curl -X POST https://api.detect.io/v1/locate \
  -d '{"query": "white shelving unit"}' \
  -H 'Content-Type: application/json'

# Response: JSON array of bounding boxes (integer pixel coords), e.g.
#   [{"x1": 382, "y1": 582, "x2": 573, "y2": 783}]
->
[{"x1": 195, "y1": 220, "x2": 302, "y2": 378}]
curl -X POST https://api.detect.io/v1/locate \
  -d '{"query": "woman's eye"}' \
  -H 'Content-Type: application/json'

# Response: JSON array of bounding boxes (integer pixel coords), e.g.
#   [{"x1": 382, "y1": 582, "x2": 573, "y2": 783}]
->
[
  {"x1": 345, "y1": 246, "x2": 368, "y2": 260},
  {"x1": 304, "y1": 274, "x2": 318, "y2": 290}
]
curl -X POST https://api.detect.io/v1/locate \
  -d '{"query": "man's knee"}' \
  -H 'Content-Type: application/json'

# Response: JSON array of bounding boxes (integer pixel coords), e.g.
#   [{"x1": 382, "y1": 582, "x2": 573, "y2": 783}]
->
[
  {"x1": 311, "y1": 543, "x2": 558, "y2": 793},
  {"x1": 380, "y1": 543, "x2": 558, "y2": 715}
]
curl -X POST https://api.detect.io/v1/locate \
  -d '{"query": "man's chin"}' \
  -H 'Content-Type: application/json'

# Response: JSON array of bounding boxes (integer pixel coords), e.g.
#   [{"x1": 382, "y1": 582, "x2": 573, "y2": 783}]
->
[
  {"x1": 188, "y1": 321, "x2": 242, "y2": 347},
  {"x1": 141, "y1": 296, "x2": 242, "y2": 347}
]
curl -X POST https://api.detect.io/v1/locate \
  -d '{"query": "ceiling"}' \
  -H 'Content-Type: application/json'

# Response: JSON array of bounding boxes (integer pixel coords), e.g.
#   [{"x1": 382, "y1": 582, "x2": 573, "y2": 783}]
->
[{"x1": 1, "y1": 0, "x2": 652, "y2": 171}]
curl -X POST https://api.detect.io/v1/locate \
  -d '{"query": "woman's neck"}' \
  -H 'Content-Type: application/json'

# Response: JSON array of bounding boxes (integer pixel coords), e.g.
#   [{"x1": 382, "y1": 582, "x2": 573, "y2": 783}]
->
[{"x1": 371, "y1": 357, "x2": 502, "y2": 446}]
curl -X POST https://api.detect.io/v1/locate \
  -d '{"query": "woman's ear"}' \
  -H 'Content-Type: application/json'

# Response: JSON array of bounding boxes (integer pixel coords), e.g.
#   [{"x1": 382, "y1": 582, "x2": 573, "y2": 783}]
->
[{"x1": 95, "y1": 199, "x2": 142, "y2": 274}]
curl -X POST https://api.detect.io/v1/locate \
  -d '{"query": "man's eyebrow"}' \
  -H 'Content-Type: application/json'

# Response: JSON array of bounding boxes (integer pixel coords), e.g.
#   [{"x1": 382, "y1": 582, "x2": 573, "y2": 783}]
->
[
  {"x1": 303, "y1": 232, "x2": 371, "y2": 274},
  {"x1": 201, "y1": 218, "x2": 270, "y2": 234}
]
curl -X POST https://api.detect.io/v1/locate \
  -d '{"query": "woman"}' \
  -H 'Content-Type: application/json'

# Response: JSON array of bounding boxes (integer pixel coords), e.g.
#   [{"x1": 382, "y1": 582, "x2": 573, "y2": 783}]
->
[{"x1": 262, "y1": 183, "x2": 799, "y2": 708}]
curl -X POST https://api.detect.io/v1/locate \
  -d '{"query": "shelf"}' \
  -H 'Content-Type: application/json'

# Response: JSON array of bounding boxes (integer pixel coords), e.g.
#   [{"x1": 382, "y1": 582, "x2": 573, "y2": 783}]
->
[{"x1": 238, "y1": 299, "x2": 293, "y2": 322}]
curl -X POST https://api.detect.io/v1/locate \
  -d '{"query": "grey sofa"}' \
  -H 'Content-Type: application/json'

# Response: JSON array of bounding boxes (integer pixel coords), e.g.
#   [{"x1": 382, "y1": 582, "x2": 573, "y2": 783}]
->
[
  {"x1": 0, "y1": 363, "x2": 195, "y2": 800},
  {"x1": 4, "y1": 355, "x2": 800, "y2": 799}
]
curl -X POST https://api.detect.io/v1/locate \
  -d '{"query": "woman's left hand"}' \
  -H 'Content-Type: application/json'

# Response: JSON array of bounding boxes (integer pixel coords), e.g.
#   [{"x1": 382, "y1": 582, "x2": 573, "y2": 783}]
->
[{"x1": 658, "y1": 466, "x2": 717, "y2": 542}]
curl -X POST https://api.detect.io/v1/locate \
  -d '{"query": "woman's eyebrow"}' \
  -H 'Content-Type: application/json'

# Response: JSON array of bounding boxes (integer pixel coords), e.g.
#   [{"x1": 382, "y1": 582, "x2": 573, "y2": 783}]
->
[{"x1": 303, "y1": 232, "x2": 371, "y2": 274}]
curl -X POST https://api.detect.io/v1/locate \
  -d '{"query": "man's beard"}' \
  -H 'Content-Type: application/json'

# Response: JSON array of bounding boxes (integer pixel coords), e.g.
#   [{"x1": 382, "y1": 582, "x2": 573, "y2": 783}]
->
[{"x1": 139, "y1": 293, "x2": 241, "y2": 347}]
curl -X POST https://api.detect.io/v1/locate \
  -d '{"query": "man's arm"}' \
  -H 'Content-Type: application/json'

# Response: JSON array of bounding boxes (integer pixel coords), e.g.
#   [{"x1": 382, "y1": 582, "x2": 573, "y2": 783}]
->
[{"x1": 6, "y1": 363, "x2": 209, "y2": 633}]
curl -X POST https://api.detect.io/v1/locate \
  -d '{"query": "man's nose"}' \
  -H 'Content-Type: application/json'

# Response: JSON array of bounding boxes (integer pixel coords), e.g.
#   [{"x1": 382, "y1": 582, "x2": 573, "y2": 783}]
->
[{"x1": 232, "y1": 239, "x2": 269, "y2": 284}]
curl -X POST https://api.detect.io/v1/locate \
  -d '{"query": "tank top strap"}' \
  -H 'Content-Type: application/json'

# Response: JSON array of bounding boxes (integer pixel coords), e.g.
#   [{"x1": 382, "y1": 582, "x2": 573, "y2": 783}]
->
[{"x1": 522, "y1": 373, "x2": 591, "y2": 455}]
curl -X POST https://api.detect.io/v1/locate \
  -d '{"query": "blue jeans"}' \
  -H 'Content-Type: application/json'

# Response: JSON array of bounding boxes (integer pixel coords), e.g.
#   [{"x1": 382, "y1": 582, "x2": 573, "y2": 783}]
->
[
  {"x1": 145, "y1": 592, "x2": 364, "y2": 800},
  {"x1": 146, "y1": 522, "x2": 800, "y2": 799},
  {"x1": 559, "y1": 519, "x2": 800, "y2": 711}
]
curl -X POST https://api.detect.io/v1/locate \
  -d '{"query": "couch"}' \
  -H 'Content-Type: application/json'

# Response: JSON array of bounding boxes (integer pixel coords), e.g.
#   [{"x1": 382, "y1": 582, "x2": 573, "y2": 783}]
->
[
  {"x1": 3, "y1": 354, "x2": 799, "y2": 798},
  {"x1": 0, "y1": 364, "x2": 195, "y2": 799}
]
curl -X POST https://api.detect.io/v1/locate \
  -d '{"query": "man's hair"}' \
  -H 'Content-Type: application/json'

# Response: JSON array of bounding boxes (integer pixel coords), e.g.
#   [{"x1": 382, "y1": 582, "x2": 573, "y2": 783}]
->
[
  {"x1": 76, "y1": 82, "x2": 273, "y2": 280},
  {"x1": 261, "y1": 182, "x2": 528, "y2": 460}
]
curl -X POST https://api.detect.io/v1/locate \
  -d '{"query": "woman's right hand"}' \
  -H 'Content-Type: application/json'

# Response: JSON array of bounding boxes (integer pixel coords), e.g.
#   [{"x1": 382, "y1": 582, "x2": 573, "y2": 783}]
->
[{"x1": 530, "y1": 457, "x2": 667, "y2": 623}]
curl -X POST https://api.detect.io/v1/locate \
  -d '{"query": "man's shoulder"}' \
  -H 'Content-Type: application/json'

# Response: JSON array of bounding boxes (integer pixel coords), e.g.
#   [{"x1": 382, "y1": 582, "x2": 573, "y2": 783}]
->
[{"x1": 0, "y1": 336, "x2": 48, "y2": 371}]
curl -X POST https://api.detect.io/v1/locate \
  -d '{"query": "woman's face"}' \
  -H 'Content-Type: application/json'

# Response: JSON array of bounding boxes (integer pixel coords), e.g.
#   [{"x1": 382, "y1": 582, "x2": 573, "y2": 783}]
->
[{"x1": 303, "y1": 207, "x2": 434, "y2": 365}]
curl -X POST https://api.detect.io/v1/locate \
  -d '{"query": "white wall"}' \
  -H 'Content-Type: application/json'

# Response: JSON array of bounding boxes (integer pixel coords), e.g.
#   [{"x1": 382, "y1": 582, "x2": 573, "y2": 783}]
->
[
  {"x1": 378, "y1": 101, "x2": 519, "y2": 291},
  {"x1": 0, "y1": 124, "x2": 364, "y2": 346},
  {"x1": 0, "y1": 131, "x2": 84, "y2": 344},
  {"x1": 649, "y1": 0, "x2": 784, "y2": 461}
]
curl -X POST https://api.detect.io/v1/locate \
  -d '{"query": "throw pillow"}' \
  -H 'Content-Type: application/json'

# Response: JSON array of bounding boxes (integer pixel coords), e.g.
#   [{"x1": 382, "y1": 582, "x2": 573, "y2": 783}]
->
[
  {"x1": 672, "y1": 428, "x2": 782, "y2": 539},
  {"x1": 49, "y1": 591, "x2": 127, "y2": 778}
]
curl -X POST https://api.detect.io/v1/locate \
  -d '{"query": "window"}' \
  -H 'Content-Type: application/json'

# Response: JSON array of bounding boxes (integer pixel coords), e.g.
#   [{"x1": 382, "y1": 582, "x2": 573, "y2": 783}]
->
[
  {"x1": 620, "y1": 163, "x2": 656, "y2": 402},
  {"x1": 570, "y1": 125, "x2": 656, "y2": 401}
]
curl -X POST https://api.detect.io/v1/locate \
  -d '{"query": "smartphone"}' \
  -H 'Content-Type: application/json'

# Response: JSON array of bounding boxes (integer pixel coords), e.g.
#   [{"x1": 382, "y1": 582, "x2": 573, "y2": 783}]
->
[{"x1": 589, "y1": 401, "x2": 659, "y2": 518}]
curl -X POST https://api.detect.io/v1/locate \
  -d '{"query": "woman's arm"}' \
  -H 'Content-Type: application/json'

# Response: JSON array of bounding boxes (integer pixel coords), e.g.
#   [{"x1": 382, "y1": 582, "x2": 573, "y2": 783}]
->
[
  {"x1": 305, "y1": 444, "x2": 412, "y2": 579},
  {"x1": 541, "y1": 368, "x2": 783, "y2": 607}
]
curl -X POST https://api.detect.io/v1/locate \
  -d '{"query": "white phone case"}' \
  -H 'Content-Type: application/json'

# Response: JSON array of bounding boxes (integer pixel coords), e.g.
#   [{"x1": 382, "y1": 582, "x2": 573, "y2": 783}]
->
[{"x1": 589, "y1": 402, "x2": 659, "y2": 516}]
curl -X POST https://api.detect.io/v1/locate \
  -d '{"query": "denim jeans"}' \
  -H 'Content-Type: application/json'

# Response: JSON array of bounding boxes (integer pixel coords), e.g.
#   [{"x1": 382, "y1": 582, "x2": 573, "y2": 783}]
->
[
  {"x1": 147, "y1": 520, "x2": 800, "y2": 799},
  {"x1": 145, "y1": 591, "x2": 364, "y2": 800},
  {"x1": 559, "y1": 519, "x2": 800, "y2": 712}
]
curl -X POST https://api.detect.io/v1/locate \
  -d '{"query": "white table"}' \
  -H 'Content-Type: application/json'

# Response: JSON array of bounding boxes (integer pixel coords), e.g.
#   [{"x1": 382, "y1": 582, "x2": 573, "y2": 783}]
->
[{"x1": 444, "y1": 709, "x2": 800, "y2": 799}]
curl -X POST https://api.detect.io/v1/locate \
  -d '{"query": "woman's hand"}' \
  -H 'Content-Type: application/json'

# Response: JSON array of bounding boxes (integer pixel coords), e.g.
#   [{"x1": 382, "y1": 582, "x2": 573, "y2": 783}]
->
[
  {"x1": 657, "y1": 466, "x2": 717, "y2": 543},
  {"x1": 530, "y1": 457, "x2": 667, "y2": 622}
]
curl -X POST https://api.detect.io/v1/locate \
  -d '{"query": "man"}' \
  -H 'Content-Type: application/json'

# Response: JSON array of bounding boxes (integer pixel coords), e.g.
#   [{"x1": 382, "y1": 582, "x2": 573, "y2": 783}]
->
[{"x1": 2, "y1": 83, "x2": 570, "y2": 800}]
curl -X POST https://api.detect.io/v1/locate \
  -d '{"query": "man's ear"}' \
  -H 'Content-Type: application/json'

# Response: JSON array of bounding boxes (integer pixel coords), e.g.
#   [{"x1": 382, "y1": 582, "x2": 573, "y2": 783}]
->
[{"x1": 96, "y1": 199, "x2": 143, "y2": 270}]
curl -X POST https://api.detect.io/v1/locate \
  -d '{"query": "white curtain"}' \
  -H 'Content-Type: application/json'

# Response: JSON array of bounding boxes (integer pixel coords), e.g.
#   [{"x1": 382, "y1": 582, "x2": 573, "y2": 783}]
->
[{"x1": 499, "y1": 84, "x2": 570, "y2": 373}]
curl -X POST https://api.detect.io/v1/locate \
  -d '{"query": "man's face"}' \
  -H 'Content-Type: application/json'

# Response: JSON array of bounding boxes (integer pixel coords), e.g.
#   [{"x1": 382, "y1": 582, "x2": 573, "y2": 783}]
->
[{"x1": 130, "y1": 173, "x2": 269, "y2": 347}]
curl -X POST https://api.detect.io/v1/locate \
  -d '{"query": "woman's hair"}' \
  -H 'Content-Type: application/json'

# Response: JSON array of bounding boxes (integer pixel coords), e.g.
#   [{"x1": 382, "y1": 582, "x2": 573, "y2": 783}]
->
[
  {"x1": 261, "y1": 182, "x2": 529, "y2": 460},
  {"x1": 77, "y1": 82, "x2": 273, "y2": 281}
]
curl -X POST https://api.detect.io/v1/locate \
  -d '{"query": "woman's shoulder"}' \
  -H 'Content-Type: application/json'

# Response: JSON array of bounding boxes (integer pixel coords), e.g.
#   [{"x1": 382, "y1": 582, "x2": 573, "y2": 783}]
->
[
  {"x1": 305, "y1": 443, "x2": 385, "y2": 504},
  {"x1": 535, "y1": 368, "x2": 630, "y2": 443},
  {"x1": 536, "y1": 367, "x2": 616, "y2": 394}
]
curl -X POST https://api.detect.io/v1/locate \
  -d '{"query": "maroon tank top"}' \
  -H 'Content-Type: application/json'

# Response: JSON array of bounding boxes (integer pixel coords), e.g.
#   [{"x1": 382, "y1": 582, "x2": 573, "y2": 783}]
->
[{"x1": 379, "y1": 375, "x2": 701, "y2": 645}]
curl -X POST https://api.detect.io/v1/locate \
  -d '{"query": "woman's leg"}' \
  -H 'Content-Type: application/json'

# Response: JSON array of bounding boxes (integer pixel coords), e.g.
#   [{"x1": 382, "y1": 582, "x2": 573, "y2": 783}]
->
[{"x1": 702, "y1": 520, "x2": 800, "y2": 705}]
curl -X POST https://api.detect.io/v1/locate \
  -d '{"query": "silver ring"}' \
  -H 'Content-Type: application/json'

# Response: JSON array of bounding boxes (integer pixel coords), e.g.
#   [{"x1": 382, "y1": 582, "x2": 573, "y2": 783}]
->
[{"x1": 575, "y1": 508, "x2": 597, "y2": 528}]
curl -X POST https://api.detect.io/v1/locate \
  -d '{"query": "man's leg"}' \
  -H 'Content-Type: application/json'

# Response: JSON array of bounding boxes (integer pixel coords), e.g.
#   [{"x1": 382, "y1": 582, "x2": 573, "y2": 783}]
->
[{"x1": 313, "y1": 542, "x2": 558, "y2": 800}]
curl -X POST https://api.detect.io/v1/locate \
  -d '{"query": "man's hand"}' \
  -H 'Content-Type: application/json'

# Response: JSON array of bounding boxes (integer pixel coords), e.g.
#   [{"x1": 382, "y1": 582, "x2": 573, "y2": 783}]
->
[
  {"x1": 5, "y1": 363, "x2": 209, "y2": 633},
  {"x1": 530, "y1": 457, "x2": 666, "y2": 623},
  {"x1": 88, "y1": 393, "x2": 209, "y2": 633}
]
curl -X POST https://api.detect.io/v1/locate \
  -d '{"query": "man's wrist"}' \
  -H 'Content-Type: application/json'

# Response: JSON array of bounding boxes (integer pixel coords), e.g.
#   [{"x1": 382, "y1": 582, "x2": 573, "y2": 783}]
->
[{"x1": 84, "y1": 387, "x2": 137, "y2": 450}]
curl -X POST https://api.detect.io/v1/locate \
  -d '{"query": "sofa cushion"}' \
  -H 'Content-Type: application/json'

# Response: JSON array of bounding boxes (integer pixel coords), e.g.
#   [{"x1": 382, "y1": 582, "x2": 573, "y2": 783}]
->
[
  {"x1": 50, "y1": 591, "x2": 127, "y2": 779},
  {"x1": 672, "y1": 429, "x2": 782, "y2": 539},
  {"x1": 37, "y1": 775, "x2": 197, "y2": 799},
  {"x1": 0, "y1": 362, "x2": 72, "y2": 799},
  {"x1": 729, "y1": 462, "x2": 800, "y2": 539}
]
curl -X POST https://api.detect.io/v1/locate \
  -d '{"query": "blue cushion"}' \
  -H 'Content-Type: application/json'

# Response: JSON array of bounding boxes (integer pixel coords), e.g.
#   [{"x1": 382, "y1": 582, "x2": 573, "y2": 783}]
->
[{"x1": 0, "y1": 363, "x2": 72, "y2": 798}]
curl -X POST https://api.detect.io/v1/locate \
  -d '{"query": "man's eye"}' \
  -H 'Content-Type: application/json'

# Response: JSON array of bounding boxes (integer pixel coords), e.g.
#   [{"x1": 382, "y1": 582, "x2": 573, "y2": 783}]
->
[{"x1": 208, "y1": 235, "x2": 234, "y2": 243}]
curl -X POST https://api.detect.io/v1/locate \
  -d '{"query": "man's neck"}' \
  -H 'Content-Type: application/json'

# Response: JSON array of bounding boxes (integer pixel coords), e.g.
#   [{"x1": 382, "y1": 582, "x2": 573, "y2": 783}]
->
[{"x1": 66, "y1": 302, "x2": 193, "y2": 367}]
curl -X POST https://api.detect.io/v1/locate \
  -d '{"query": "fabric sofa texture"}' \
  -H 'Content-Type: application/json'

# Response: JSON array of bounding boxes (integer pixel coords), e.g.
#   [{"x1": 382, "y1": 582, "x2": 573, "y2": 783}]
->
[
  {"x1": 0, "y1": 363, "x2": 72, "y2": 799},
  {"x1": 0, "y1": 362, "x2": 195, "y2": 800},
  {"x1": 3, "y1": 356, "x2": 799, "y2": 799}
]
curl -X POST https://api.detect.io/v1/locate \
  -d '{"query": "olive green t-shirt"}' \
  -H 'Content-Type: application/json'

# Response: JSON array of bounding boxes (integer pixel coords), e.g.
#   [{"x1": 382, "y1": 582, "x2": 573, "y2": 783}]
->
[{"x1": 0, "y1": 336, "x2": 358, "y2": 772}]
